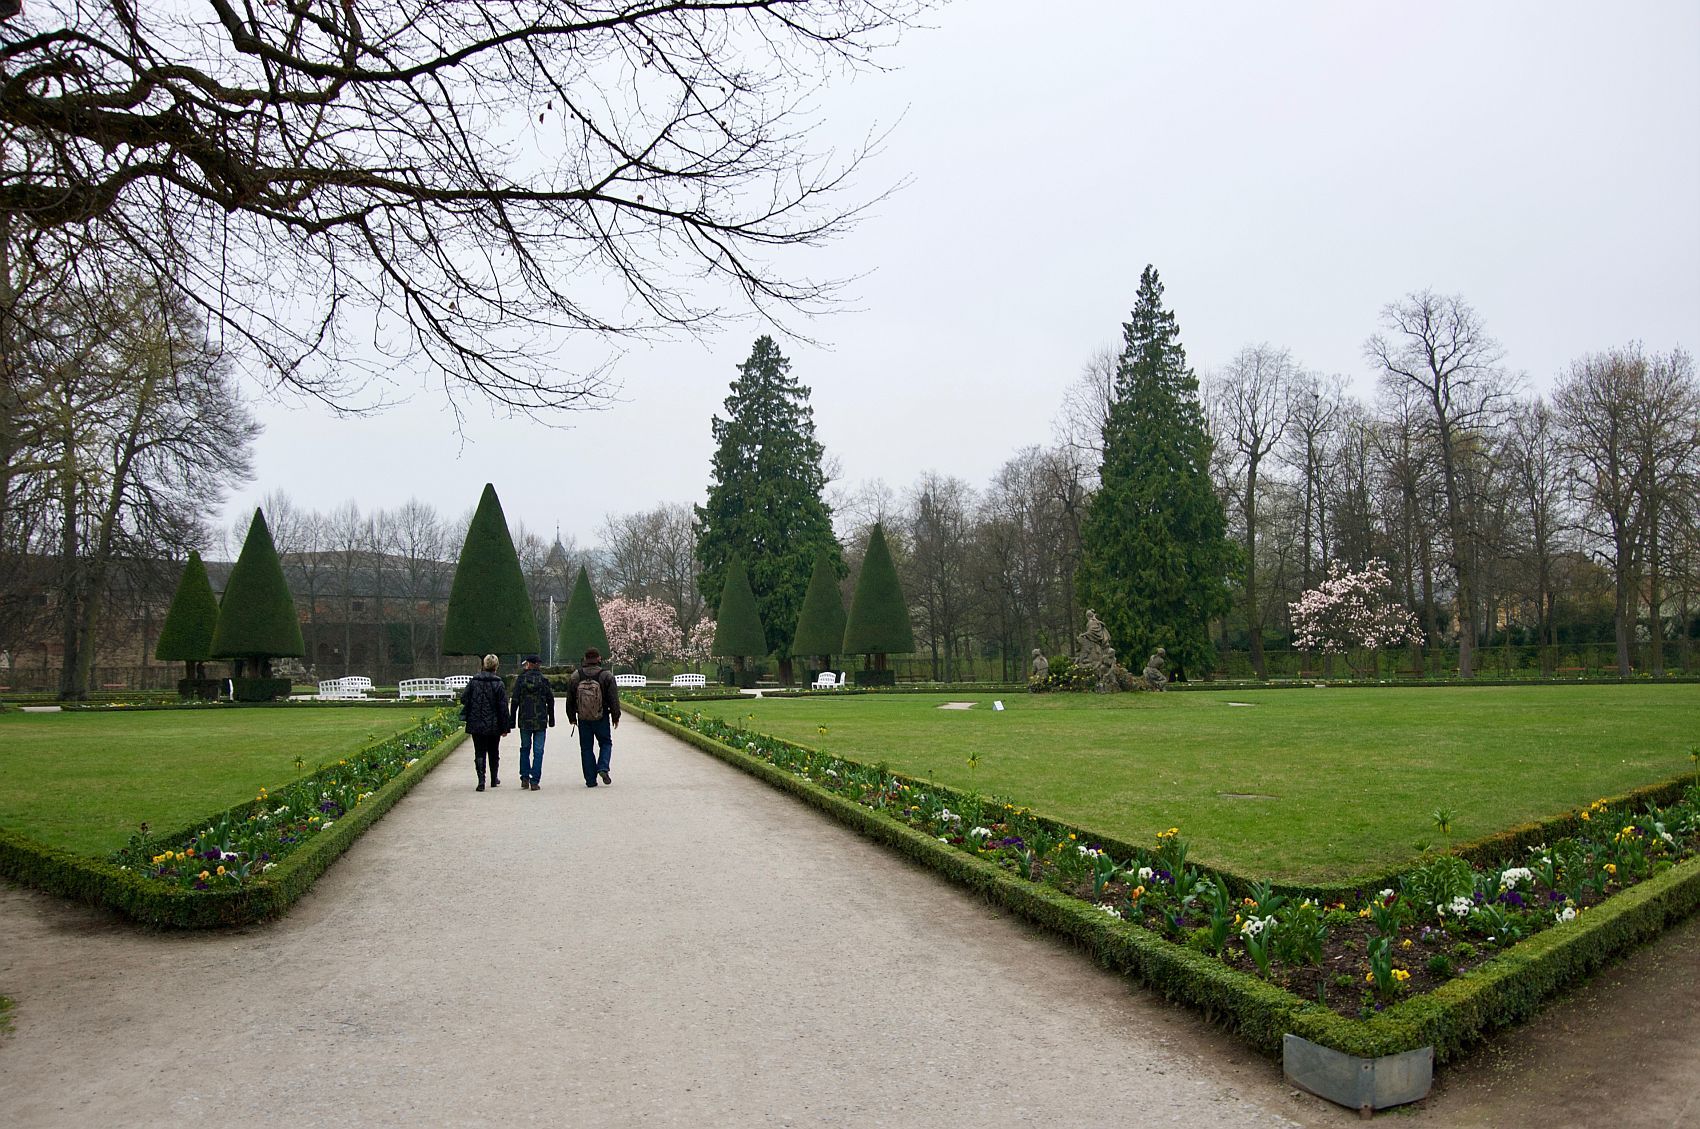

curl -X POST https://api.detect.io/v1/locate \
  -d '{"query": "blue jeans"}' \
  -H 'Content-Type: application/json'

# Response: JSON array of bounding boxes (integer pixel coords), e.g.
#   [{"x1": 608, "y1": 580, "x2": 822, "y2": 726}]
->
[
  {"x1": 519, "y1": 727, "x2": 547, "y2": 782},
  {"x1": 578, "y1": 716, "x2": 612, "y2": 784}
]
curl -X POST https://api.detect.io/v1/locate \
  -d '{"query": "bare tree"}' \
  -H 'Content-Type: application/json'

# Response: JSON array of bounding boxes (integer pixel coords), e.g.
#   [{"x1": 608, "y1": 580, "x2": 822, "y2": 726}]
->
[
  {"x1": 1366, "y1": 291, "x2": 1513, "y2": 678},
  {"x1": 1209, "y1": 344, "x2": 1294, "y2": 678},
  {"x1": 1630, "y1": 349, "x2": 1700, "y2": 676},
  {"x1": 1282, "y1": 371, "x2": 1346, "y2": 593},
  {"x1": 391, "y1": 497, "x2": 448, "y2": 669},
  {"x1": 1503, "y1": 399, "x2": 1571, "y2": 668},
  {"x1": 1, "y1": 1, "x2": 928, "y2": 414},
  {"x1": 326, "y1": 501, "x2": 365, "y2": 675},
  {"x1": 25, "y1": 278, "x2": 258, "y2": 697},
  {"x1": 1555, "y1": 345, "x2": 1659, "y2": 676},
  {"x1": 1054, "y1": 345, "x2": 1119, "y2": 468},
  {"x1": 902, "y1": 472, "x2": 978, "y2": 681}
]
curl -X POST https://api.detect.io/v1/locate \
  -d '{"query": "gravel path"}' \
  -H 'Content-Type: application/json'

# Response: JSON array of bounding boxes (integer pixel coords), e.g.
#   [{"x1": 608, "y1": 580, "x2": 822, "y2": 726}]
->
[{"x1": 0, "y1": 719, "x2": 1305, "y2": 1128}]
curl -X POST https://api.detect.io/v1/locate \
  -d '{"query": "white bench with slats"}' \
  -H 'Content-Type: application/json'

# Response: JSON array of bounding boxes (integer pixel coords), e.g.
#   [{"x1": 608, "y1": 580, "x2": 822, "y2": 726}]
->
[{"x1": 669, "y1": 673, "x2": 708, "y2": 689}]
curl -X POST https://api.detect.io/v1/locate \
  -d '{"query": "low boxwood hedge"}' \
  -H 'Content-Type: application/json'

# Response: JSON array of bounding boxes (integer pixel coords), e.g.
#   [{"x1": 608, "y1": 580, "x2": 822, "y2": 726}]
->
[
  {"x1": 632, "y1": 703, "x2": 1700, "y2": 1063},
  {"x1": 0, "y1": 717, "x2": 466, "y2": 928}
]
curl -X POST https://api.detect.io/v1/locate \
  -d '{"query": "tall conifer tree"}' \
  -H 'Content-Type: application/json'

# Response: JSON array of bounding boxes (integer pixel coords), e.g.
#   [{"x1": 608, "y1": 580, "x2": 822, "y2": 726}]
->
[
  {"x1": 1078, "y1": 266, "x2": 1235, "y2": 679},
  {"x1": 792, "y1": 548, "x2": 848, "y2": 670},
  {"x1": 559, "y1": 564, "x2": 611, "y2": 664},
  {"x1": 696, "y1": 335, "x2": 839, "y2": 682},
  {"x1": 155, "y1": 549, "x2": 220, "y2": 679},
  {"x1": 210, "y1": 509, "x2": 305, "y2": 679},
  {"x1": 442, "y1": 483, "x2": 540, "y2": 657},
  {"x1": 842, "y1": 522, "x2": 913, "y2": 671},
  {"x1": 712, "y1": 556, "x2": 767, "y2": 674}
]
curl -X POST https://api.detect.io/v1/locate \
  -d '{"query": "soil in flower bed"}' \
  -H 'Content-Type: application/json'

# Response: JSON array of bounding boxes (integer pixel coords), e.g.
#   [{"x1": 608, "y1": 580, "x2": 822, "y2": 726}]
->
[{"x1": 939, "y1": 814, "x2": 1686, "y2": 1021}]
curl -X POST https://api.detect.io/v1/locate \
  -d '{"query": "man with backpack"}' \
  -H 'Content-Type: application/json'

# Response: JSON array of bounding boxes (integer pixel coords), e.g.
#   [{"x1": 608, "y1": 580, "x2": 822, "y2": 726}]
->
[
  {"x1": 509, "y1": 655, "x2": 555, "y2": 790},
  {"x1": 566, "y1": 647, "x2": 621, "y2": 788}
]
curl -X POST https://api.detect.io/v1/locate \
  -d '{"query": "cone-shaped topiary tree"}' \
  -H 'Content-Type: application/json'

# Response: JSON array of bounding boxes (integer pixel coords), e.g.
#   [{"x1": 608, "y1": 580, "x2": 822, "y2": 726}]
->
[
  {"x1": 843, "y1": 522, "x2": 912, "y2": 680},
  {"x1": 792, "y1": 547, "x2": 847, "y2": 672},
  {"x1": 442, "y1": 483, "x2": 541, "y2": 658},
  {"x1": 712, "y1": 555, "x2": 767, "y2": 674},
  {"x1": 210, "y1": 509, "x2": 305, "y2": 679},
  {"x1": 558, "y1": 564, "x2": 611, "y2": 665},
  {"x1": 155, "y1": 549, "x2": 220, "y2": 679}
]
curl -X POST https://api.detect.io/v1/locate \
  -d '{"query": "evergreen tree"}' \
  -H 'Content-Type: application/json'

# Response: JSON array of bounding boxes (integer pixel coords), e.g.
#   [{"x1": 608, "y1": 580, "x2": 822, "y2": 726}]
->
[
  {"x1": 1078, "y1": 266, "x2": 1235, "y2": 679},
  {"x1": 792, "y1": 548, "x2": 848, "y2": 670},
  {"x1": 842, "y1": 523, "x2": 913, "y2": 669},
  {"x1": 695, "y1": 335, "x2": 840, "y2": 682},
  {"x1": 442, "y1": 483, "x2": 541, "y2": 657},
  {"x1": 558, "y1": 564, "x2": 611, "y2": 664},
  {"x1": 712, "y1": 556, "x2": 767, "y2": 672},
  {"x1": 210, "y1": 509, "x2": 305, "y2": 677},
  {"x1": 155, "y1": 549, "x2": 219, "y2": 679}
]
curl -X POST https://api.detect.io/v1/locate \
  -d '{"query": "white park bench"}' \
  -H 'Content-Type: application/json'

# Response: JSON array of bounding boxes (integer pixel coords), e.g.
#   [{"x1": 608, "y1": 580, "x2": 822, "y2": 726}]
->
[
  {"x1": 811, "y1": 671, "x2": 840, "y2": 689},
  {"x1": 317, "y1": 676, "x2": 373, "y2": 700},
  {"x1": 669, "y1": 673, "x2": 708, "y2": 689},
  {"x1": 445, "y1": 675, "x2": 472, "y2": 695},
  {"x1": 399, "y1": 677, "x2": 454, "y2": 700},
  {"x1": 614, "y1": 674, "x2": 647, "y2": 689}
]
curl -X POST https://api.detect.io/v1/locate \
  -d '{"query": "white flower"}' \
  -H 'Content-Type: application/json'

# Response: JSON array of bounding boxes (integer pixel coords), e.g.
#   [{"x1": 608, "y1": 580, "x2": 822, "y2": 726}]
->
[
  {"x1": 938, "y1": 837, "x2": 950, "y2": 843},
  {"x1": 968, "y1": 827, "x2": 993, "y2": 839},
  {"x1": 1239, "y1": 915, "x2": 1274, "y2": 937},
  {"x1": 1439, "y1": 896, "x2": 1475, "y2": 919},
  {"x1": 1137, "y1": 866, "x2": 1154, "y2": 881},
  {"x1": 1077, "y1": 845, "x2": 1102, "y2": 859},
  {"x1": 1555, "y1": 906, "x2": 1578, "y2": 923},
  {"x1": 1498, "y1": 867, "x2": 1533, "y2": 890},
  {"x1": 1098, "y1": 904, "x2": 1122, "y2": 918},
  {"x1": 825, "y1": 768, "x2": 839, "y2": 777},
  {"x1": 1379, "y1": 888, "x2": 1395, "y2": 899},
  {"x1": 320, "y1": 821, "x2": 334, "y2": 830}
]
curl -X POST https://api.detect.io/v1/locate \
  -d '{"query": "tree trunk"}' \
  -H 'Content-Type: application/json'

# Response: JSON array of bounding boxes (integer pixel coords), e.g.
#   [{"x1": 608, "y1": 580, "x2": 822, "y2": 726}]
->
[
  {"x1": 1648, "y1": 519, "x2": 1665, "y2": 677},
  {"x1": 1244, "y1": 458, "x2": 1267, "y2": 680}
]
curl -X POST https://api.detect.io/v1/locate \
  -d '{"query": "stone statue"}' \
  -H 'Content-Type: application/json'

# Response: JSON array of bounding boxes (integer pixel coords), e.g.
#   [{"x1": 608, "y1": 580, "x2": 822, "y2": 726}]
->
[
  {"x1": 1029, "y1": 648, "x2": 1049, "y2": 680},
  {"x1": 1142, "y1": 647, "x2": 1169, "y2": 691},
  {"x1": 1076, "y1": 610, "x2": 1119, "y2": 692}
]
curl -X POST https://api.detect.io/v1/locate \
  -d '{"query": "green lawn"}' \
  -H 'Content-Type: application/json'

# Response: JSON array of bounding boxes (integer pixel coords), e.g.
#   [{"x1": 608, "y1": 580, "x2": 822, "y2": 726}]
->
[
  {"x1": 0, "y1": 707, "x2": 437, "y2": 855},
  {"x1": 692, "y1": 685, "x2": 1700, "y2": 883}
]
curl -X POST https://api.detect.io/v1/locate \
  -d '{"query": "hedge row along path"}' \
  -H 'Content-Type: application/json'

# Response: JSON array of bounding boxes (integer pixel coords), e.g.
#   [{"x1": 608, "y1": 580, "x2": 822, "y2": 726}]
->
[{"x1": 1, "y1": 720, "x2": 1698, "y2": 1126}]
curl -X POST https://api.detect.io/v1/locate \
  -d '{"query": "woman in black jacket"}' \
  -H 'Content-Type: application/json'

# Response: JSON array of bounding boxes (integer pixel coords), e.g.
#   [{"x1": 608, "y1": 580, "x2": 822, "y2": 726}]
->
[{"x1": 460, "y1": 653, "x2": 510, "y2": 791}]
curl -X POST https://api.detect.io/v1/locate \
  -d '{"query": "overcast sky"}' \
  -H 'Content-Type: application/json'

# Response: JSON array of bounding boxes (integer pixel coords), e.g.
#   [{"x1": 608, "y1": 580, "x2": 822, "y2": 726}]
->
[{"x1": 219, "y1": 1, "x2": 1700, "y2": 553}]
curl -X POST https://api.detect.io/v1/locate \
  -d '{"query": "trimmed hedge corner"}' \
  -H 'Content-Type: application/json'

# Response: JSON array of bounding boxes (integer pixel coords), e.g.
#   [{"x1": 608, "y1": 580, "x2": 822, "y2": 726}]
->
[
  {"x1": 631, "y1": 703, "x2": 1700, "y2": 1065},
  {"x1": 0, "y1": 718, "x2": 465, "y2": 928}
]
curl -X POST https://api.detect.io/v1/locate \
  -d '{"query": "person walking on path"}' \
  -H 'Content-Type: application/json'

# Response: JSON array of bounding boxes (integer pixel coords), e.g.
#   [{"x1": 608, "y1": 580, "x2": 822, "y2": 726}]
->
[
  {"x1": 510, "y1": 655, "x2": 556, "y2": 790},
  {"x1": 566, "y1": 648, "x2": 620, "y2": 788},
  {"x1": 460, "y1": 654, "x2": 511, "y2": 792}
]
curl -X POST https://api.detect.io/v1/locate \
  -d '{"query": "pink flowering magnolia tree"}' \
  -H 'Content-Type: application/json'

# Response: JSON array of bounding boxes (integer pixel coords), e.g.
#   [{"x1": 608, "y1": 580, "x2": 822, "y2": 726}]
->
[
  {"x1": 1288, "y1": 560, "x2": 1424, "y2": 676},
  {"x1": 602, "y1": 596, "x2": 687, "y2": 675},
  {"x1": 681, "y1": 617, "x2": 717, "y2": 666}
]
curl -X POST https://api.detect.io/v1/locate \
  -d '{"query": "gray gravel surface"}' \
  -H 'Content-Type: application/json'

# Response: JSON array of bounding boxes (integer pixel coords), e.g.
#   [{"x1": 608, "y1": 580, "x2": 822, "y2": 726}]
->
[{"x1": 0, "y1": 719, "x2": 1313, "y2": 1128}]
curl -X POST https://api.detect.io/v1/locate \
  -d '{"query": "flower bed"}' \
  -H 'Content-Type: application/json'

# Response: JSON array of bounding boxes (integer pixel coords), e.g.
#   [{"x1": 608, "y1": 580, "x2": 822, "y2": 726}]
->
[
  {"x1": 637, "y1": 701, "x2": 1700, "y2": 1061},
  {"x1": 0, "y1": 710, "x2": 463, "y2": 927}
]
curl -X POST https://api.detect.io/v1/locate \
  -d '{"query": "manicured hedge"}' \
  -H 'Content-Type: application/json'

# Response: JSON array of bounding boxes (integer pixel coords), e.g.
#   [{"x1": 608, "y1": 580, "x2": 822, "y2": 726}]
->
[
  {"x1": 632, "y1": 703, "x2": 1700, "y2": 1063},
  {"x1": 0, "y1": 718, "x2": 466, "y2": 928}
]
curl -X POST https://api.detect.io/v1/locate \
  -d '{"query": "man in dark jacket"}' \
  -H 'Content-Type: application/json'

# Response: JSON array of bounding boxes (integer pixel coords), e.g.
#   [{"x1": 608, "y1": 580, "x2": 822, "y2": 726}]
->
[
  {"x1": 460, "y1": 653, "x2": 510, "y2": 792},
  {"x1": 509, "y1": 654, "x2": 555, "y2": 790},
  {"x1": 566, "y1": 647, "x2": 620, "y2": 788}
]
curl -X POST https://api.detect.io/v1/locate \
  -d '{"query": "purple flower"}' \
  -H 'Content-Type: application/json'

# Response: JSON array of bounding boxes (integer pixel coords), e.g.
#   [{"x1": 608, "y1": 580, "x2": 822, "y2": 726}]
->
[
  {"x1": 1497, "y1": 890, "x2": 1526, "y2": 909},
  {"x1": 995, "y1": 836, "x2": 1026, "y2": 848},
  {"x1": 203, "y1": 847, "x2": 223, "y2": 861},
  {"x1": 1547, "y1": 890, "x2": 1566, "y2": 903},
  {"x1": 1155, "y1": 869, "x2": 1174, "y2": 885}
]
